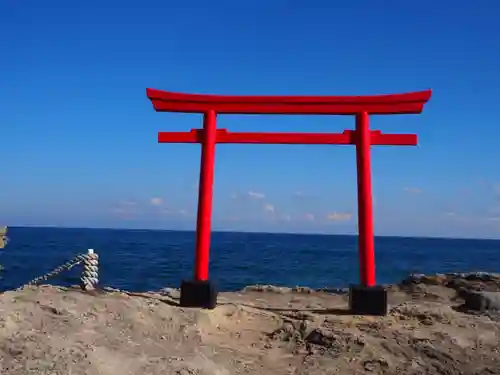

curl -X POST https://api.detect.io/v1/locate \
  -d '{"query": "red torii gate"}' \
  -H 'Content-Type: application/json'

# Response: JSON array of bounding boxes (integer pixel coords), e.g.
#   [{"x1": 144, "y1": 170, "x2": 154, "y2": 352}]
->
[{"x1": 147, "y1": 87, "x2": 432, "y2": 315}]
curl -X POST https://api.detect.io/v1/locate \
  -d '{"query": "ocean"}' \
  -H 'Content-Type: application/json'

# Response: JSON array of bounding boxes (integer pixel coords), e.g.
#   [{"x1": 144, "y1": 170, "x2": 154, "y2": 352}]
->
[{"x1": 0, "y1": 227, "x2": 499, "y2": 293}]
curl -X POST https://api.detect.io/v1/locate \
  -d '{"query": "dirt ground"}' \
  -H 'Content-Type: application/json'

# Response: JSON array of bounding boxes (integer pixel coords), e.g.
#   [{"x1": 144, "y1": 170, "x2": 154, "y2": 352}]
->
[{"x1": 1, "y1": 274, "x2": 500, "y2": 375}]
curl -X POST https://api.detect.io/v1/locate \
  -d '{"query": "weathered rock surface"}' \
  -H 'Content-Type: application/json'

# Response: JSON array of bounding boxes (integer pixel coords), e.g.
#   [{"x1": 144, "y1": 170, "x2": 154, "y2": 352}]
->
[
  {"x1": 464, "y1": 291, "x2": 500, "y2": 311},
  {"x1": 0, "y1": 273, "x2": 499, "y2": 375}
]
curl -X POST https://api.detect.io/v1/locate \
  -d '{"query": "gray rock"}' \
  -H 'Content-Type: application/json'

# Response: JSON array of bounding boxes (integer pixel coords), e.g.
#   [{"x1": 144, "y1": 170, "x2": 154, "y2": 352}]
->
[
  {"x1": 158, "y1": 287, "x2": 180, "y2": 298},
  {"x1": 292, "y1": 286, "x2": 315, "y2": 294},
  {"x1": 445, "y1": 278, "x2": 471, "y2": 290},
  {"x1": 400, "y1": 273, "x2": 425, "y2": 285},
  {"x1": 242, "y1": 285, "x2": 292, "y2": 294},
  {"x1": 464, "y1": 291, "x2": 500, "y2": 311},
  {"x1": 409, "y1": 273, "x2": 426, "y2": 281},
  {"x1": 446, "y1": 272, "x2": 467, "y2": 278},
  {"x1": 316, "y1": 287, "x2": 349, "y2": 295}
]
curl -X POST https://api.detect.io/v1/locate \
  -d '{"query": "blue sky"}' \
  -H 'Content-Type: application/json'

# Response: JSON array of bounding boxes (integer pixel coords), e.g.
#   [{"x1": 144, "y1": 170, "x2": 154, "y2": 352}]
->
[{"x1": 1, "y1": 0, "x2": 500, "y2": 238}]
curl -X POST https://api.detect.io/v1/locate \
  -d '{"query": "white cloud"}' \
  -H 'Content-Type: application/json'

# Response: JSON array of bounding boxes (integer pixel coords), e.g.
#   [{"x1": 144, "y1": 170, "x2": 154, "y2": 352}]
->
[
  {"x1": 326, "y1": 212, "x2": 353, "y2": 222},
  {"x1": 304, "y1": 213, "x2": 315, "y2": 221},
  {"x1": 248, "y1": 191, "x2": 265, "y2": 200},
  {"x1": 150, "y1": 197, "x2": 163, "y2": 206},
  {"x1": 263, "y1": 203, "x2": 275, "y2": 213},
  {"x1": 403, "y1": 187, "x2": 423, "y2": 194}
]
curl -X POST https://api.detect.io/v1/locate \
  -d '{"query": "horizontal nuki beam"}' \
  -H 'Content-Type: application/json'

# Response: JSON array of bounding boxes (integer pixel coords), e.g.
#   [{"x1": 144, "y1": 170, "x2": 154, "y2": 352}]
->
[
  {"x1": 158, "y1": 129, "x2": 417, "y2": 146},
  {"x1": 147, "y1": 88, "x2": 432, "y2": 115}
]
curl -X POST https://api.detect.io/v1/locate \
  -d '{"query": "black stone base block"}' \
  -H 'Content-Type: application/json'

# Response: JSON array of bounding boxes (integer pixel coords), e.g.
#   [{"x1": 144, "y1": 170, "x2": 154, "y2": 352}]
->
[
  {"x1": 349, "y1": 285, "x2": 388, "y2": 316},
  {"x1": 180, "y1": 280, "x2": 218, "y2": 309}
]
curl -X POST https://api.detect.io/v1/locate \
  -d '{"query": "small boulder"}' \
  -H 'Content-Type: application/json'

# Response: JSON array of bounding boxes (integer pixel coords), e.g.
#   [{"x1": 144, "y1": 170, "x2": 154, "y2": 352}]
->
[
  {"x1": 158, "y1": 287, "x2": 180, "y2": 299},
  {"x1": 292, "y1": 286, "x2": 315, "y2": 294},
  {"x1": 464, "y1": 272, "x2": 498, "y2": 282},
  {"x1": 464, "y1": 291, "x2": 500, "y2": 311},
  {"x1": 445, "y1": 278, "x2": 471, "y2": 291},
  {"x1": 401, "y1": 273, "x2": 426, "y2": 285}
]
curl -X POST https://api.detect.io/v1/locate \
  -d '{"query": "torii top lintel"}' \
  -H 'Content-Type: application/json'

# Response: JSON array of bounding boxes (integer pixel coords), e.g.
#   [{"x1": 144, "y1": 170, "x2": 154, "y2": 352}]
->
[{"x1": 146, "y1": 88, "x2": 432, "y2": 115}]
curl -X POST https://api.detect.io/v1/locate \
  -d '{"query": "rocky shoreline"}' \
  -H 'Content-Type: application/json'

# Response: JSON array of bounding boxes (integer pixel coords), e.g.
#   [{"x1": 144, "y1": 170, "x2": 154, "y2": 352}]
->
[{"x1": 1, "y1": 273, "x2": 500, "y2": 374}]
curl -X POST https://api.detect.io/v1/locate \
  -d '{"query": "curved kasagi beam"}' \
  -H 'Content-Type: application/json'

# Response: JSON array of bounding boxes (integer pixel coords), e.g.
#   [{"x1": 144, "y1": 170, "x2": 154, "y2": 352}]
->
[{"x1": 146, "y1": 88, "x2": 432, "y2": 115}]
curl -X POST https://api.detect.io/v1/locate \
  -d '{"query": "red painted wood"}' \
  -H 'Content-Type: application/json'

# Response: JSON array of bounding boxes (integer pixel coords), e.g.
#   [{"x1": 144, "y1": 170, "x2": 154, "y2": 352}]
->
[
  {"x1": 157, "y1": 129, "x2": 417, "y2": 146},
  {"x1": 355, "y1": 112, "x2": 376, "y2": 287},
  {"x1": 147, "y1": 88, "x2": 431, "y2": 115},
  {"x1": 194, "y1": 111, "x2": 217, "y2": 281}
]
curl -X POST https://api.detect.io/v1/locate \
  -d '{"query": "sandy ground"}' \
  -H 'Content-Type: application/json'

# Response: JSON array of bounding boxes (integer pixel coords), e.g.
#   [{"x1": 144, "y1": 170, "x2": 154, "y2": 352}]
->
[{"x1": 1, "y1": 274, "x2": 500, "y2": 375}]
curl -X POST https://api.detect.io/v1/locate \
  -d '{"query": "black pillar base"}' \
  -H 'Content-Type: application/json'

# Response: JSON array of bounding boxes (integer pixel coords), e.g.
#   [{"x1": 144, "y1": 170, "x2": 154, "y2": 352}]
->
[
  {"x1": 349, "y1": 285, "x2": 388, "y2": 316},
  {"x1": 179, "y1": 280, "x2": 218, "y2": 309}
]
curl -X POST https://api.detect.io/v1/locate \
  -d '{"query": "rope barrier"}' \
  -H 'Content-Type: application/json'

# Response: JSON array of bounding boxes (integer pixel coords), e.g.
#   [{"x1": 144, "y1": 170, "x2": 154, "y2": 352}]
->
[
  {"x1": 81, "y1": 249, "x2": 99, "y2": 291},
  {"x1": 16, "y1": 249, "x2": 99, "y2": 291}
]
